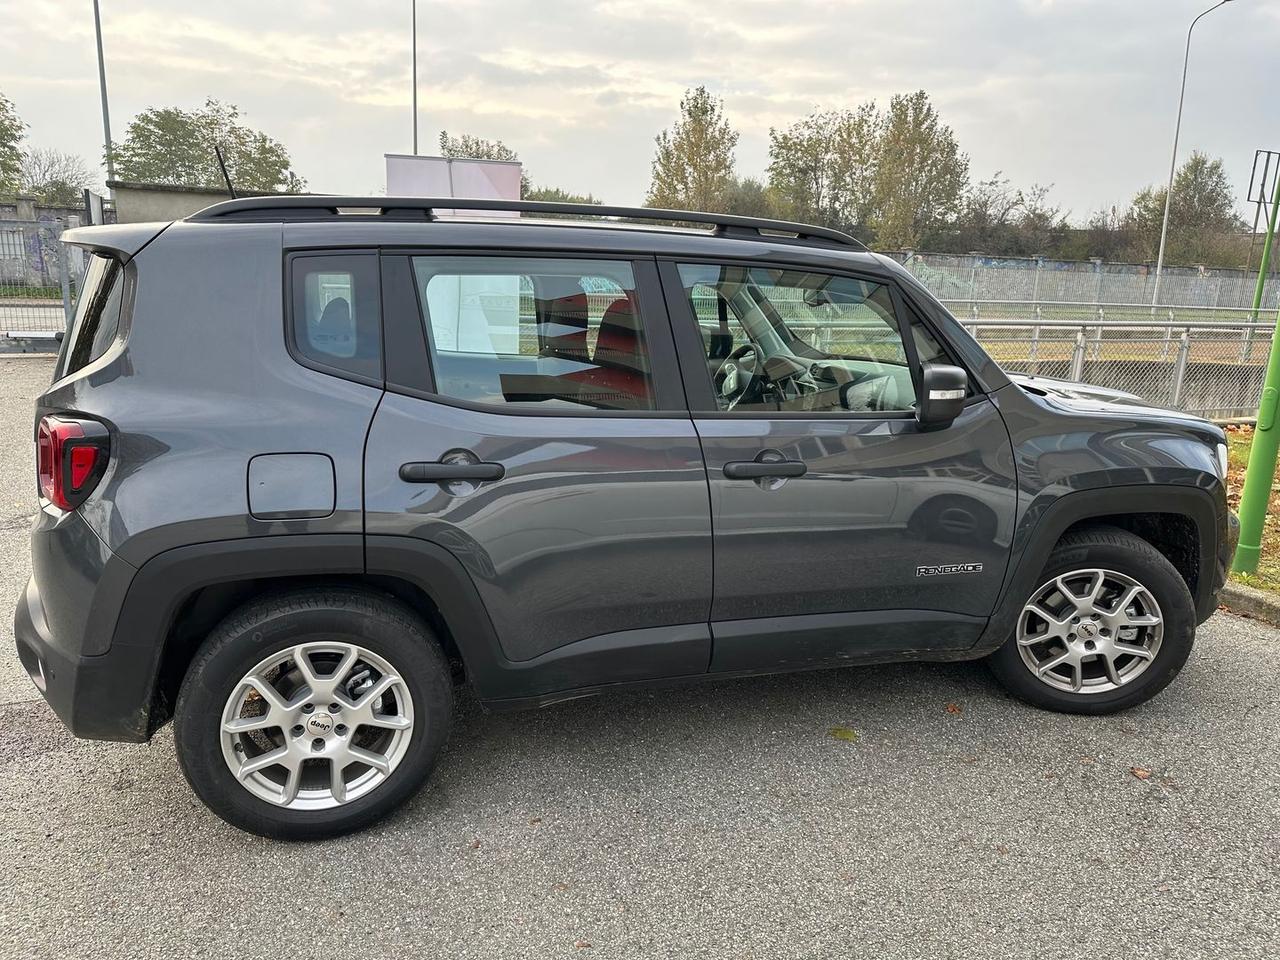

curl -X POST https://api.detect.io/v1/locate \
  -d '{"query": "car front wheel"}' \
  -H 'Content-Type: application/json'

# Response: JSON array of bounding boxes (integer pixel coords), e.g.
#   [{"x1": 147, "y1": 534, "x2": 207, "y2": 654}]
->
[{"x1": 986, "y1": 525, "x2": 1197, "y2": 714}]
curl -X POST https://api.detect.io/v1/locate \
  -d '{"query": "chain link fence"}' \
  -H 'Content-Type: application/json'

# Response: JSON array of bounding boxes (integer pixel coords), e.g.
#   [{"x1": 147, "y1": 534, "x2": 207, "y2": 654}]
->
[
  {"x1": 893, "y1": 251, "x2": 1280, "y2": 310},
  {"x1": 0, "y1": 229, "x2": 1275, "y2": 419},
  {"x1": 954, "y1": 305, "x2": 1271, "y2": 419},
  {"x1": 0, "y1": 219, "x2": 80, "y2": 344}
]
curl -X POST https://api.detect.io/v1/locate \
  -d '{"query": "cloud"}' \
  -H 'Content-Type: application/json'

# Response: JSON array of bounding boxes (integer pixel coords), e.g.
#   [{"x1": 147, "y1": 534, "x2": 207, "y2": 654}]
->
[{"x1": 0, "y1": 0, "x2": 1276, "y2": 216}]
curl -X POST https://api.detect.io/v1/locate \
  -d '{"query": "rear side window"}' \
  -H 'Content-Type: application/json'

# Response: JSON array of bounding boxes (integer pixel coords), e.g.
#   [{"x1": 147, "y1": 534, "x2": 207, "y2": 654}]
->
[
  {"x1": 410, "y1": 256, "x2": 657, "y2": 411},
  {"x1": 59, "y1": 254, "x2": 124, "y2": 378},
  {"x1": 289, "y1": 253, "x2": 382, "y2": 381}
]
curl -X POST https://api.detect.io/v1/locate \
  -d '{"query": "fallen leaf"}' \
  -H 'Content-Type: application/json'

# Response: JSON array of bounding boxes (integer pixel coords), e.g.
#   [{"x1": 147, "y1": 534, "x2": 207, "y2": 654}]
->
[
  {"x1": 552, "y1": 882, "x2": 571, "y2": 892},
  {"x1": 1131, "y1": 766, "x2": 1152, "y2": 780},
  {"x1": 469, "y1": 838, "x2": 482, "y2": 849},
  {"x1": 574, "y1": 940, "x2": 592, "y2": 950},
  {"x1": 529, "y1": 817, "x2": 543, "y2": 825},
  {"x1": 828, "y1": 726, "x2": 859, "y2": 743},
  {"x1": 996, "y1": 844, "x2": 1009, "y2": 856},
  {"x1": 945, "y1": 702, "x2": 963, "y2": 715}
]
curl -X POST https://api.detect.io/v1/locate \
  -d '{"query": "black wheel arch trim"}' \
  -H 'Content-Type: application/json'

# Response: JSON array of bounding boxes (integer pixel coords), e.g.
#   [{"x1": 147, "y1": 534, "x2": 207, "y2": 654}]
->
[
  {"x1": 94, "y1": 535, "x2": 365, "y2": 740},
  {"x1": 96, "y1": 532, "x2": 705, "y2": 739},
  {"x1": 975, "y1": 483, "x2": 1226, "y2": 654},
  {"x1": 69, "y1": 482, "x2": 1226, "y2": 742}
]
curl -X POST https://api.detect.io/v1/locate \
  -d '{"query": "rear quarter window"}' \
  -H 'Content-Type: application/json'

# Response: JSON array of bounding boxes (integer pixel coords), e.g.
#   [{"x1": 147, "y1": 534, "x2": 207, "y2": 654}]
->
[
  {"x1": 58, "y1": 253, "x2": 124, "y2": 378},
  {"x1": 288, "y1": 253, "x2": 382, "y2": 382}
]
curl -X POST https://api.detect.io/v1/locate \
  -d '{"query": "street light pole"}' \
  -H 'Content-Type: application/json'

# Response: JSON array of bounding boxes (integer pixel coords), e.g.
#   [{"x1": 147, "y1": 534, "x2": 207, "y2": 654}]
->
[
  {"x1": 92, "y1": 0, "x2": 115, "y2": 183},
  {"x1": 1150, "y1": 0, "x2": 1231, "y2": 306},
  {"x1": 411, "y1": 0, "x2": 418, "y2": 155}
]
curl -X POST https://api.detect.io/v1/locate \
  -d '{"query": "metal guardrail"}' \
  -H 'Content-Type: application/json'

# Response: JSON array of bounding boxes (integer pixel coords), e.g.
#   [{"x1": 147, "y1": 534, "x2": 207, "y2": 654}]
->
[{"x1": 951, "y1": 312, "x2": 1273, "y2": 418}]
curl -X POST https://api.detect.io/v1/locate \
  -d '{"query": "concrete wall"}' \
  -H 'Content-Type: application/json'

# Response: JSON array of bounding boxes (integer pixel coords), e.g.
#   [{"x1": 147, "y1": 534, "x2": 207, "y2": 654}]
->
[
  {"x1": 0, "y1": 196, "x2": 89, "y2": 224},
  {"x1": 106, "y1": 181, "x2": 239, "y2": 224}
]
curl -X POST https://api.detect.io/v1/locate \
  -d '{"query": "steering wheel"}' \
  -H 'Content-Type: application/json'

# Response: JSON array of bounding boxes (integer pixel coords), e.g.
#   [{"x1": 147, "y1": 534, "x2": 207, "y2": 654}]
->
[{"x1": 713, "y1": 343, "x2": 759, "y2": 410}]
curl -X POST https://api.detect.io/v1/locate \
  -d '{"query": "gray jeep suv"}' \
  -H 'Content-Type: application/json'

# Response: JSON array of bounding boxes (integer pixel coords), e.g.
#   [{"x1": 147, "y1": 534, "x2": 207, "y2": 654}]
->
[{"x1": 14, "y1": 197, "x2": 1237, "y2": 838}]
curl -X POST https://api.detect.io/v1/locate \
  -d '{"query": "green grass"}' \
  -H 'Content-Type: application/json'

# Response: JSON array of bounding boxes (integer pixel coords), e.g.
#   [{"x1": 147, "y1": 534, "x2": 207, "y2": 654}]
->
[
  {"x1": 1226, "y1": 427, "x2": 1280, "y2": 593},
  {"x1": 0, "y1": 286, "x2": 63, "y2": 300}
]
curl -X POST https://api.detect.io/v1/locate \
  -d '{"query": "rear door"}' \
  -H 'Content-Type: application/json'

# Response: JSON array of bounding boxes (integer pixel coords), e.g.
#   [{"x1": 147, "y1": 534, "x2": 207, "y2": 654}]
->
[
  {"x1": 660, "y1": 258, "x2": 1017, "y2": 673},
  {"x1": 364, "y1": 252, "x2": 712, "y2": 675}
]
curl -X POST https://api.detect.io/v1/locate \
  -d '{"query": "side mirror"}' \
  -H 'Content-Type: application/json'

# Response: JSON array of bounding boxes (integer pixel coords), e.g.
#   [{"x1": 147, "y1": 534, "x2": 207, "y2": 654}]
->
[{"x1": 916, "y1": 363, "x2": 967, "y2": 428}]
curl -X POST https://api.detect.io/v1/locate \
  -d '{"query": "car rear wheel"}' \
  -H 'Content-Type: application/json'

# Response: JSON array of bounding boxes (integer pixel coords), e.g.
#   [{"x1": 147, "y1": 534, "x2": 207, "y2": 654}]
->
[
  {"x1": 986, "y1": 526, "x2": 1196, "y2": 714},
  {"x1": 174, "y1": 587, "x2": 452, "y2": 839}
]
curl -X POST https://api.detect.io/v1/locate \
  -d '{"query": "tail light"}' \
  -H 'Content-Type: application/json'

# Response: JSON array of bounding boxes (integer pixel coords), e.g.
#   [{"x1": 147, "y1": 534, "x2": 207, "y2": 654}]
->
[{"x1": 37, "y1": 416, "x2": 110, "y2": 512}]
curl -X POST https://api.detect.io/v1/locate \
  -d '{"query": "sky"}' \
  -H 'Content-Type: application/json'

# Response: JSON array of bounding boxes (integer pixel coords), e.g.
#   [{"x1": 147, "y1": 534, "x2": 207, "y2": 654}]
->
[{"x1": 2, "y1": 0, "x2": 1279, "y2": 225}]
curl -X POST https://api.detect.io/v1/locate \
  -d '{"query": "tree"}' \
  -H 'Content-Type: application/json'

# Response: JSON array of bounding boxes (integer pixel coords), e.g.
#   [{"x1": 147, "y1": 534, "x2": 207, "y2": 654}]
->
[
  {"x1": 0, "y1": 90, "x2": 26, "y2": 195},
  {"x1": 438, "y1": 130, "x2": 531, "y2": 196},
  {"x1": 933, "y1": 173, "x2": 1068, "y2": 255},
  {"x1": 20, "y1": 148, "x2": 92, "y2": 206},
  {"x1": 523, "y1": 185, "x2": 601, "y2": 204},
  {"x1": 645, "y1": 86, "x2": 738, "y2": 212},
  {"x1": 1122, "y1": 152, "x2": 1243, "y2": 265},
  {"x1": 766, "y1": 105, "x2": 878, "y2": 232},
  {"x1": 722, "y1": 177, "x2": 785, "y2": 220},
  {"x1": 111, "y1": 99, "x2": 304, "y2": 192},
  {"x1": 870, "y1": 90, "x2": 968, "y2": 249},
  {"x1": 1013, "y1": 183, "x2": 1070, "y2": 256}
]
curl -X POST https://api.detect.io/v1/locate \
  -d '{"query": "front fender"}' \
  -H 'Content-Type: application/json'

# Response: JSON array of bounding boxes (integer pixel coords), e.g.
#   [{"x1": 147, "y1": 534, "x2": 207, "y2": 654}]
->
[{"x1": 974, "y1": 482, "x2": 1227, "y2": 655}]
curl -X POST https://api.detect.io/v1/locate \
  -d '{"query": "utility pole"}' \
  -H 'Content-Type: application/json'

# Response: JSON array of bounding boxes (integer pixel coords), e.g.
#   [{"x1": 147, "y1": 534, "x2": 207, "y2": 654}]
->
[
  {"x1": 1151, "y1": 0, "x2": 1232, "y2": 306},
  {"x1": 93, "y1": 0, "x2": 115, "y2": 183},
  {"x1": 1233, "y1": 169, "x2": 1280, "y2": 575},
  {"x1": 411, "y1": 0, "x2": 418, "y2": 155}
]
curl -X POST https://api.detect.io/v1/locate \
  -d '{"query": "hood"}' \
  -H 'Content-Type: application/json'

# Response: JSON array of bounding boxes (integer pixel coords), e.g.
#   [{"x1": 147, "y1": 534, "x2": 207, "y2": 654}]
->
[
  {"x1": 1008, "y1": 373, "x2": 1145, "y2": 405},
  {"x1": 1007, "y1": 372, "x2": 1221, "y2": 434}
]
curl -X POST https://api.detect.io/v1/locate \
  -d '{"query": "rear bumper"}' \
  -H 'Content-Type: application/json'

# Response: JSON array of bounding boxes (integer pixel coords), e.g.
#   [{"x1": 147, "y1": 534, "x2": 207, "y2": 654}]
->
[
  {"x1": 14, "y1": 574, "x2": 154, "y2": 742},
  {"x1": 14, "y1": 507, "x2": 153, "y2": 742}
]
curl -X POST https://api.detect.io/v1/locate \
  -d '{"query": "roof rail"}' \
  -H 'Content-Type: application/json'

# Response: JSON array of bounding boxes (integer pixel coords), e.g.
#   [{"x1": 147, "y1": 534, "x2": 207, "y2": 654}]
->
[{"x1": 186, "y1": 195, "x2": 867, "y2": 251}]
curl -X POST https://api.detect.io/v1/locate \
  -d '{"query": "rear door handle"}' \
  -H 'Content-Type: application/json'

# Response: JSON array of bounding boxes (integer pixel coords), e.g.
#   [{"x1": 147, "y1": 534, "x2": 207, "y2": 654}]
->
[
  {"x1": 399, "y1": 461, "x2": 506, "y2": 483},
  {"x1": 722, "y1": 460, "x2": 807, "y2": 479}
]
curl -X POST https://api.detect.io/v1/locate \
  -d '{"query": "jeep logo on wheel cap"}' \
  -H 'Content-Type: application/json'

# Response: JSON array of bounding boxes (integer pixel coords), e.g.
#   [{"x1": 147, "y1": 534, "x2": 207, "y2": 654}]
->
[{"x1": 306, "y1": 713, "x2": 334, "y2": 735}]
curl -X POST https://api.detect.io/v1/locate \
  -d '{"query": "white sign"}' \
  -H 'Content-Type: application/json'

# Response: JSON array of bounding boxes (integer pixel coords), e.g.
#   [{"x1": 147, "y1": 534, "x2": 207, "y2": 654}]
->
[{"x1": 384, "y1": 154, "x2": 522, "y2": 216}]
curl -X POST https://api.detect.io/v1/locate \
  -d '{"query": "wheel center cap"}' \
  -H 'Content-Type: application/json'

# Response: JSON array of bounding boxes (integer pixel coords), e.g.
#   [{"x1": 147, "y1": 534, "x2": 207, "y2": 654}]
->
[
  {"x1": 306, "y1": 712, "x2": 334, "y2": 736},
  {"x1": 1077, "y1": 621, "x2": 1099, "y2": 640}
]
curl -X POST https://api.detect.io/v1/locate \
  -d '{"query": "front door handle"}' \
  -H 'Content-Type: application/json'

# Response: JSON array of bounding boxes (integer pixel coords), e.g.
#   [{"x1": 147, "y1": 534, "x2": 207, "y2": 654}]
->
[
  {"x1": 723, "y1": 459, "x2": 806, "y2": 480},
  {"x1": 399, "y1": 461, "x2": 505, "y2": 483}
]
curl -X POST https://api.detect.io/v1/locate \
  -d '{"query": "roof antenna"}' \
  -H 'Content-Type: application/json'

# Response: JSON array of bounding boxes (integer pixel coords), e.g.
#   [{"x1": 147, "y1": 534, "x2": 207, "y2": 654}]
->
[{"x1": 214, "y1": 144, "x2": 237, "y2": 199}]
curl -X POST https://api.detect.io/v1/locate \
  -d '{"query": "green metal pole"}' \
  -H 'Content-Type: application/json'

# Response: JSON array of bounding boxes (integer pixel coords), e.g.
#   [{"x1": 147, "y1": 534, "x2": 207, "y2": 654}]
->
[{"x1": 1233, "y1": 170, "x2": 1280, "y2": 574}]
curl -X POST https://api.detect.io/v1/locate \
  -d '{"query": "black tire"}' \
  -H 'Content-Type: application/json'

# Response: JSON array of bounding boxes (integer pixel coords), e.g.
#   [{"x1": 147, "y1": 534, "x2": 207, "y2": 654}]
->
[
  {"x1": 986, "y1": 525, "x2": 1196, "y2": 715},
  {"x1": 174, "y1": 587, "x2": 453, "y2": 840}
]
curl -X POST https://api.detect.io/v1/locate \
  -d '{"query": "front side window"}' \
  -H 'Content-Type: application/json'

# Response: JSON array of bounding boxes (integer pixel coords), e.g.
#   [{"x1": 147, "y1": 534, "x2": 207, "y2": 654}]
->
[
  {"x1": 412, "y1": 256, "x2": 656, "y2": 411},
  {"x1": 678, "y1": 263, "x2": 924, "y2": 414},
  {"x1": 289, "y1": 254, "x2": 381, "y2": 380}
]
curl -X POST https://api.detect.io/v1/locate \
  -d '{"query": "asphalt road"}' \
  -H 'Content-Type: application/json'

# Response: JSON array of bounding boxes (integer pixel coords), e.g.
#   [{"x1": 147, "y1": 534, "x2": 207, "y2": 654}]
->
[{"x1": 1, "y1": 355, "x2": 1277, "y2": 960}]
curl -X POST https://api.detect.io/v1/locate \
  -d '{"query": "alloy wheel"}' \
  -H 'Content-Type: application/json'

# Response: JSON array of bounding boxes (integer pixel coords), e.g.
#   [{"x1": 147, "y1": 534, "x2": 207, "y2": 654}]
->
[
  {"x1": 219, "y1": 641, "x2": 415, "y2": 809},
  {"x1": 1016, "y1": 568, "x2": 1163, "y2": 695}
]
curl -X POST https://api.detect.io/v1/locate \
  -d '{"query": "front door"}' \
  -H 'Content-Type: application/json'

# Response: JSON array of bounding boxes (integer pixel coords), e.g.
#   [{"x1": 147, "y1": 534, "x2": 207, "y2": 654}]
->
[
  {"x1": 365, "y1": 253, "x2": 712, "y2": 676},
  {"x1": 660, "y1": 259, "x2": 1017, "y2": 673}
]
